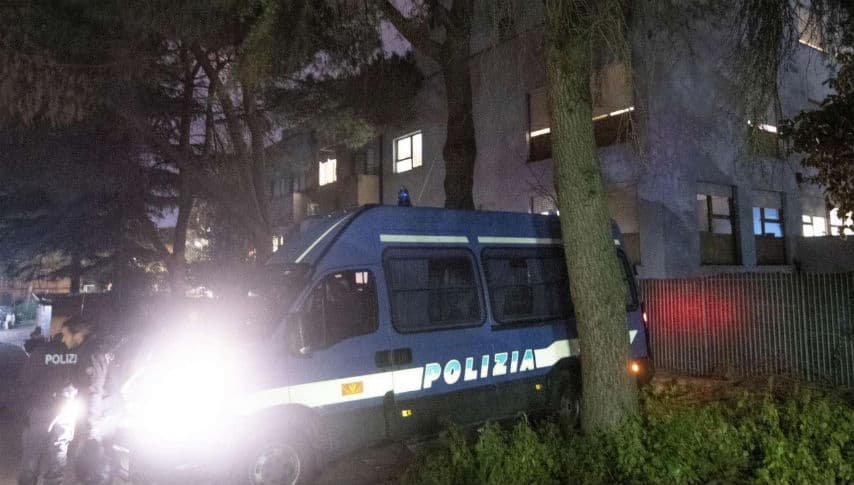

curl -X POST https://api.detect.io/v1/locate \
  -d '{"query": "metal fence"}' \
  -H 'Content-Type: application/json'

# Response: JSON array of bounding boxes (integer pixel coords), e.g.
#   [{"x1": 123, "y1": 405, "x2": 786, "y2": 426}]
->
[{"x1": 641, "y1": 273, "x2": 854, "y2": 387}]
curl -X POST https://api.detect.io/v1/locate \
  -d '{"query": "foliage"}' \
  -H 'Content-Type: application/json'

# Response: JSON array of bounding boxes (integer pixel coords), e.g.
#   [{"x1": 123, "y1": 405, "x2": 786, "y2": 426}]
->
[
  {"x1": 401, "y1": 381, "x2": 854, "y2": 485},
  {"x1": 780, "y1": 6, "x2": 854, "y2": 221},
  {"x1": 13, "y1": 300, "x2": 38, "y2": 322},
  {"x1": 1, "y1": 0, "x2": 420, "y2": 294},
  {"x1": 0, "y1": 116, "x2": 171, "y2": 294}
]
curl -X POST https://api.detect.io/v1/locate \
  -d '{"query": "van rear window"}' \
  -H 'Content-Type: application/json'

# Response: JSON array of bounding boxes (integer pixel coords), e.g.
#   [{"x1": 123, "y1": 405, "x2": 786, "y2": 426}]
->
[
  {"x1": 482, "y1": 247, "x2": 573, "y2": 325},
  {"x1": 384, "y1": 248, "x2": 484, "y2": 332}
]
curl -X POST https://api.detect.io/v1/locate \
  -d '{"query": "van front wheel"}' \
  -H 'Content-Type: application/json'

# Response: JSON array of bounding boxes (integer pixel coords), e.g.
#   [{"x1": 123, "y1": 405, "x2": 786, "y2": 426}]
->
[{"x1": 240, "y1": 432, "x2": 316, "y2": 485}]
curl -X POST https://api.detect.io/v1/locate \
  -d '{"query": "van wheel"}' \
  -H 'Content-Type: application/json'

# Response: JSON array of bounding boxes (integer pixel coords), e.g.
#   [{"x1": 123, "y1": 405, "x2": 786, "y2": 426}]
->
[
  {"x1": 552, "y1": 373, "x2": 581, "y2": 429},
  {"x1": 239, "y1": 431, "x2": 316, "y2": 485}
]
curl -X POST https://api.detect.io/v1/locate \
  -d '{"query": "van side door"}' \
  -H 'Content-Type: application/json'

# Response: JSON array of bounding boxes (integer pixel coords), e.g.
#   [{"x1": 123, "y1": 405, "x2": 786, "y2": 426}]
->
[
  {"x1": 289, "y1": 268, "x2": 391, "y2": 455},
  {"x1": 380, "y1": 247, "x2": 496, "y2": 439},
  {"x1": 480, "y1": 246, "x2": 576, "y2": 417}
]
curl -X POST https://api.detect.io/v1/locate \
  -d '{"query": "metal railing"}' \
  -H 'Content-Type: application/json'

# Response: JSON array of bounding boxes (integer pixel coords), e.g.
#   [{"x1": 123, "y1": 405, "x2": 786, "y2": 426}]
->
[{"x1": 641, "y1": 273, "x2": 854, "y2": 387}]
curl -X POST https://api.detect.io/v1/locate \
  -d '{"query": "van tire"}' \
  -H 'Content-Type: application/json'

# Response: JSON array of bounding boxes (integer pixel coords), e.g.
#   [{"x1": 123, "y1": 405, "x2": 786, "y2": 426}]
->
[
  {"x1": 236, "y1": 427, "x2": 317, "y2": 485},
  {"x1": 551, "y1": 371, "x2": 581, "y2": 429}
]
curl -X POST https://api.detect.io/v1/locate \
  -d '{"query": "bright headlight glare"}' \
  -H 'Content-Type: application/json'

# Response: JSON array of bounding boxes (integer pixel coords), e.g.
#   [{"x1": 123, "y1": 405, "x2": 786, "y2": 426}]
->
[
  {"x1": 124, "y1": 344, "x2": 237, "y2": 442},
  {"x1": 48, "y1": 398, "x2": 80, "y2": 432}
]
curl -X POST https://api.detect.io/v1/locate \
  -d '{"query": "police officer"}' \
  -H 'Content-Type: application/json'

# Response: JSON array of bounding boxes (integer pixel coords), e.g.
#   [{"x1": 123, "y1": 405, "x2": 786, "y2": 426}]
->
[{"x1": 16, "y1": 314, "x2": 105, "y2": 485}]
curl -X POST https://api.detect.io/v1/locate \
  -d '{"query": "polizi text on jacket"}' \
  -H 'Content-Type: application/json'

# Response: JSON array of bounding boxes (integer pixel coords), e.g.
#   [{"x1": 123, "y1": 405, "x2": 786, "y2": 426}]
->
[{"x1": 45, "y1": 353, "x2": 78, "y2": 365}]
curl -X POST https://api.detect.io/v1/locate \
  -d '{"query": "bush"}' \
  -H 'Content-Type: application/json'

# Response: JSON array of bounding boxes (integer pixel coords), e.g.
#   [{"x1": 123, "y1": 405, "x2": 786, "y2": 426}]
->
[
  {"x1": 400, "y1": 381, "x2": 854, "y2": 485},
  {"x1": 14, "y1": 300, "x2": 37, "y2": 322}
]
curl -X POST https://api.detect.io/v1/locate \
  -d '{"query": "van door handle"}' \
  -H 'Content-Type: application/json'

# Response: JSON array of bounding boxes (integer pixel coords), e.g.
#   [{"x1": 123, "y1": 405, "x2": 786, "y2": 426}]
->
[
  {"x1": 375, "y1": 350, "x2": 392, "y2": 368},
  {"x1": 391, "y1": 348, "x2": 412, "y2": 365},
  {"x1": 375, "y1": 348, "x2": 412, "y2": 368}
]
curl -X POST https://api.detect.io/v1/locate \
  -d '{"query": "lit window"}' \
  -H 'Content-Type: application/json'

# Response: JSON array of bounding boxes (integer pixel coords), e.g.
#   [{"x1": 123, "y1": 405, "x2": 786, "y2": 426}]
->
[
  {"x1": 747, "y1": 120, "x2": 778, "y2": 134},
  {"x1": 528, "y1": 87, "x2": 634, "y2": 161},
  {"x1": 355, "y1": 271, "x2": 369, "y2": 285},
  {"x1": 753, "y1": 192, "x2": 785, "y2": 265},
  {"x1": 753, "y1": 207, "x2": 783, "y2": 237},
  {"x1": 747, "y1": 120, "x2": 780, "y2": 157},
  {"x1": 319, "y1": 158, "x2": 337, "y2": 186},
  {"x1": 272, "y1": 235, "x2": 284, "y2": 252},
  {"x1": 802, "y1": 214, "x2": 827, "y2": 237},
  {"x1": 796, "y1": 4, "x2": 825, "y2": 52},
  {"x1": 829, "y1": 208, "x2": 854, "y2": 236},
  {"x1": 394, "y1": 132, "x2": 422, "y2": 173},
  {"x1": 697, "y1": 188, "x2": 739, "y2": 265}
]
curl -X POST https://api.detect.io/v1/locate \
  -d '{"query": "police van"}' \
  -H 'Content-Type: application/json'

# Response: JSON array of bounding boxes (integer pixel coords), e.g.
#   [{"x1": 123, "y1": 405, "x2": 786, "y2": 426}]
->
[{"x1": 123, "y1": 205, "x2": 651, "y2": 485}]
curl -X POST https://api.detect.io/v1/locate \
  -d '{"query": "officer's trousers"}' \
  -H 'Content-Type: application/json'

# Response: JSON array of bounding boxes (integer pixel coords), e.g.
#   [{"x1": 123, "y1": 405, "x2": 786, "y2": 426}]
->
[{"x1": 18, "y1": 406, "x2": 76, "y2": 485}]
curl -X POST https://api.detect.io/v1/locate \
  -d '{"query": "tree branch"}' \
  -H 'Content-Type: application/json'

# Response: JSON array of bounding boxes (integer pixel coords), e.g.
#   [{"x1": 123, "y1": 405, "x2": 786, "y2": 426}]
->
[
  {"x1": 137, "y1": 213, "x2": 172, "y2": 262},
  {"x1": 375, "y1": 0, "x2": 444, "y2": 60}
]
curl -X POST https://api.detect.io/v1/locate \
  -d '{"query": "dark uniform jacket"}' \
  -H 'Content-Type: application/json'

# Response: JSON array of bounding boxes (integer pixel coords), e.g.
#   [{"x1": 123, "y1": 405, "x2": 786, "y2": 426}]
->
[{"x1": 18, "y1": 338, "x2": 96, "y2": 412}]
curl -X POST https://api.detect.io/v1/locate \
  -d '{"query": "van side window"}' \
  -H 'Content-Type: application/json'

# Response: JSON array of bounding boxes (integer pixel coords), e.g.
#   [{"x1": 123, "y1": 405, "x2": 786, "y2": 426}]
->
[
  {"x1": 617, "y1": 249, "x2": 640, "y2": 311},
  {"x1": 303, "y1": 270, "x2": 378, "y2": 349},
  {"x1": 482, "y1": 247, "x2": 573, "y2": 325},
  {"x1": 384, "y1": 248, "x2": 484, "y2": 332}
]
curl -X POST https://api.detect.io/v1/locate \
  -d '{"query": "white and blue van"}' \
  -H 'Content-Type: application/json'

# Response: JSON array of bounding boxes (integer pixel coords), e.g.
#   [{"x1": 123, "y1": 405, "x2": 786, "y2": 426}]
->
[{"x1": 122, "y1": 205, "x2": 651, "y2": 485}]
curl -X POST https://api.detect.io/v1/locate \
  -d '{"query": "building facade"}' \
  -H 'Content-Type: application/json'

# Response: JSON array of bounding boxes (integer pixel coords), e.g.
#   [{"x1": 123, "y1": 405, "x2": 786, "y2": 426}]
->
[{"x1": 268, "y1": 2, "x2": 853, "y2": 278}]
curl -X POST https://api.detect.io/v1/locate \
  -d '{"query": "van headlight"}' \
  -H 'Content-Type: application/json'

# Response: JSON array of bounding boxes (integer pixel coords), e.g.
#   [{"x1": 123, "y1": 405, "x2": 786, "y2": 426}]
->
[{"x1": 123, "y1": 347, "x2": 234, "y2": 443}]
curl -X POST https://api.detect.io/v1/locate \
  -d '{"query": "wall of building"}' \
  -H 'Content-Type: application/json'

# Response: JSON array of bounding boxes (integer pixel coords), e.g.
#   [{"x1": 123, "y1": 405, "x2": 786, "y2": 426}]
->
[{"x1": 279, "y1": 1, "x2": 849, "y2": 278}]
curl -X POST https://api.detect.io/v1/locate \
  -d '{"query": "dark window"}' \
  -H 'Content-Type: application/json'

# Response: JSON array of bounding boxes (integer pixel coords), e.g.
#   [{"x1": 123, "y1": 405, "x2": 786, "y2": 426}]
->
[
  {"x1": 753, "y1": 206, "x2": 786, "y2": 265},
  {"x1": 528, "y1": 89, "x2": 634, "y2": 161},
  {"x1": 697, "y1": 192, "x2": 740, "y2": 265},
  {"x1": 384, "y1": 248, "x2": 483, "y2": 332},
  {"x1": 594, "y1": 111, "x2": 634, "y2": 147},
  {"x1": 483, "y1": 248, "x2": 572, "y2": 325},
  {"x1": 292, "y1": 173, "x2": 307, "y2": 193},
  {"x1": 303, "y1": 270, "x2": 377, "y2": 349},
  {"x1": 749, "y1": 127, "x2": 780, "y2": 158},
  {"x1": 527, "y1": 90, "x2": 551, "y2": 162}
]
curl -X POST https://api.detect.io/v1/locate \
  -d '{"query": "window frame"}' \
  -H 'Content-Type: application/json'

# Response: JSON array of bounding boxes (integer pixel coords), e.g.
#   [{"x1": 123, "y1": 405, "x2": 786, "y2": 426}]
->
[
  {"x1": 802, "y1": 214, "x2": 828, "y2": 237},
  {"x1": 829, "y1": 208, "x2": 854, "y2": 236},
  {"x1": 698, "y1": 194, "x2": 736, "y2": 234},
  {"x1": 393, "y1": 131, "x2": 423, "y2": 174},
  {"x1": 382, "y1": 246, "x2": 486, "y2": 334},
  {"x1": 697, "y1": 191, "x2": 741, "y2": 265},
  {"x1": 318, "y1": 158, "x2": 337, "y2": 186},
  {"x1": 301, "y1": 268, "x2": 379, "y2": 350},
  {"x1": 753, "y1": 206, "x2": 784, "y2": 238},
  {"x1": 481, "y1": 246, "x2": 574, "y2": 327},
  {"x1": 527, "y1": 90, "x2": 552, "y2": 162}
]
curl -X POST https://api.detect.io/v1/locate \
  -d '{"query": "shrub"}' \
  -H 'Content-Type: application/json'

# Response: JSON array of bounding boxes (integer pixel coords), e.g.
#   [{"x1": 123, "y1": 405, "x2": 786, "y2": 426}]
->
[
  {"x1": 14, "y1": 300, "x2": 37, "y2": 322},
  {"x1": 400, "y1": 381, "x2": 854, "y2": 485}
]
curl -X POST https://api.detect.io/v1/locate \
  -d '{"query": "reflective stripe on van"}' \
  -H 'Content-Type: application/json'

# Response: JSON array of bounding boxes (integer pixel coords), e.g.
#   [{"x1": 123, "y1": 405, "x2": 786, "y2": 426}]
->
[
  {"x1": 476, "y1": 237, "x2": 562, "y2": 245},
  {"x1": 235, "y1": 331, "x2": 640, "y2": 415},
  {"x1": 236, "y1": 337, "x2": 580, "y2": 416}
]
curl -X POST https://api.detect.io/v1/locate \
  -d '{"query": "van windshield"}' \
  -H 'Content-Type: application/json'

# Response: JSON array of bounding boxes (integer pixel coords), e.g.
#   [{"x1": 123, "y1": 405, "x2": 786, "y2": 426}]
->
[
  {"x1": 241, "y1": 264, "x2": 310, "y2": 337},
  {"x1": 617, "y1": 249, "x2": 639, "y2": 311}
]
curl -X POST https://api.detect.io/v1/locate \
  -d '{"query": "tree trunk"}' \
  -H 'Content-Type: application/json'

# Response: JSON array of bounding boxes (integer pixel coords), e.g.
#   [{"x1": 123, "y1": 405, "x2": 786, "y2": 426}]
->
[
  {"x1": 442, "y1": 59, "x2": 477, "y2": 210},
  {"x1": 544, "y1": 0, "x2": 637, "y2": 433},
  {"x1": 169, "y1": 171, "x2": 194, "y2": 296},
  {"x1": 69, "y1": 252, "x2": 81, "y2": 295},
  {"x1": 169, "y1": 61, "x2": 196, "y2": 297}
]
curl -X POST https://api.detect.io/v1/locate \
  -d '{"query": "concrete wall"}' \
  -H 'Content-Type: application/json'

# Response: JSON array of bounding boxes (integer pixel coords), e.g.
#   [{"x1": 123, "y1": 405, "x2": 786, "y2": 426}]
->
[{"x1": 798, "y1": 237, "x2": 854, "y2": 273}]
